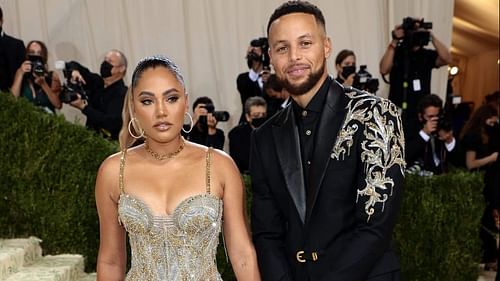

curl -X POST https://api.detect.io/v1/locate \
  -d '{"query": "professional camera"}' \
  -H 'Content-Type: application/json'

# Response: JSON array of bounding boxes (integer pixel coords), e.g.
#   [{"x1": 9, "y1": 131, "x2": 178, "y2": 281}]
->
[
  {"x1": 399, "y1": 17, "x2": 433, "y2": 48},
  {"x1": 353, "y1": 65, "x2": 379, "y2": 94},
  {"x1": 55, "y1": 61, "x2": 88, "y2": 103},
  {"x1": 249, "y1": 37, "x2": 270, "y2": 70},
  {"x1": 27, "y1": 55, "x2": 46, "y2": 77},
  {"x1": 201, "y1": 103, "x2": 230, "y2": 122}
]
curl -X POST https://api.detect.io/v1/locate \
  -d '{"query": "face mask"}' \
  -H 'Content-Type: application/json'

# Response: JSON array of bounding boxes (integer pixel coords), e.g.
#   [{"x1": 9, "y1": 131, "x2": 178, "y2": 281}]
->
[
  {"x1": 251, "y1": 117, "x2": 266, "y2": 128},
  {"x1": 100, "y1": 61, "x2": 113, "y2": 78},
  {"x1": 485, "y1": 122, "x2": 498, "y2": 136},
  {"x1": 341, "y1": 65, "x2": 356, "y2": 79}
]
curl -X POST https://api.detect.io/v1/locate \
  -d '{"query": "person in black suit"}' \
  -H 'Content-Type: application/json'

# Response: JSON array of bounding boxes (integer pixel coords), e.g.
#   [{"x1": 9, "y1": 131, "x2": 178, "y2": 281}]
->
[
  {"x1": 405, "y1": 94, "x2": 462, "y2": 174},
  {"x1": 250, "y1": 2, "x2": 405, "y2": 280},
  {"x1": 68, "y1": 49, "x2": 128, "y2": 140},
  {"x1": 0, "y1": 6, "x2": 26, "y2": 92},
  {"x1": 236, "y1": 38, "x2": 270, "y2": 124},
  {"x1": 229, "y1": 96, "x2": 267, "y2": 173}
]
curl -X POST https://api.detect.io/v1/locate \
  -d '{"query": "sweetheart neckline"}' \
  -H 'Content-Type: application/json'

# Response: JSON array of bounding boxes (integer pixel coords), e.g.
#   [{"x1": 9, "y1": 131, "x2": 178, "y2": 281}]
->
[{"x1": 119, "y1": 192, "x2": 222, "y2": 218}]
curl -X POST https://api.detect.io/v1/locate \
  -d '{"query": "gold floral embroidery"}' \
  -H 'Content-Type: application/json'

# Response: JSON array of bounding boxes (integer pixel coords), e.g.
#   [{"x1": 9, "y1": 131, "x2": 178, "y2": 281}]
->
[{"x1": 332, "y1": 91, "x2": 405, "y2": 221}]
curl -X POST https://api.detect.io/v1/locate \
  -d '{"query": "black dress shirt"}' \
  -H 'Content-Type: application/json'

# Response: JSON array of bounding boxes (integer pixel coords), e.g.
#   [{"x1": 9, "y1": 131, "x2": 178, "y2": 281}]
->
[{"x1": 292, "y1": 76, "x2": 332, "y2": 201}]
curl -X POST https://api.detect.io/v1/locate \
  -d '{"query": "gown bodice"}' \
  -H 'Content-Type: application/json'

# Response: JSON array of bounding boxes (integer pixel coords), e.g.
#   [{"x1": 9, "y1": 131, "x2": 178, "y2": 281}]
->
[{"x1": 117, "y1": 147, "x2": 223, "y2": 281}]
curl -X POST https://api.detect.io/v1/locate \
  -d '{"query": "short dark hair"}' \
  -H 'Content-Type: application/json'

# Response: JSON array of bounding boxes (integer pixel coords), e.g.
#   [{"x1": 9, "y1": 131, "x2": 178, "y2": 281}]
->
[
  {"x1": 417, "y1": 94, "x2": 443, "y2": 115},
  {"x1": 335, "y1": 49, "x2": 355, "y2": 66},
  {"x1": 0, "y1": 6, "x2": 3, "y2": 21},
  {"x1": 267, "y1": 1, "x2": 326, "y2": 35},
  {"x1": 193, "y1": 96, "x2": 213, "y2": 111},
  {"x1": 244, "y1": 96, "x2": 267, "y2": 115}
]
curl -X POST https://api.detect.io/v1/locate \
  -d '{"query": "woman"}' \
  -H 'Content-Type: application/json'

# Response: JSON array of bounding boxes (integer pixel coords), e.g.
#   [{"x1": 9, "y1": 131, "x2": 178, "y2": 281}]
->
[
  {"x1": 10, "y1": 40, "x2": 62, "y2": 113},
  {"x1": 460, "y1": 104, "x2": 499, "y2": 271},
  {"x1": 334, "y1": 49, "x2": 356, "y2": 87},
  {"x1": 95, "y1": 55, "x2": 261, "y2": 281}
]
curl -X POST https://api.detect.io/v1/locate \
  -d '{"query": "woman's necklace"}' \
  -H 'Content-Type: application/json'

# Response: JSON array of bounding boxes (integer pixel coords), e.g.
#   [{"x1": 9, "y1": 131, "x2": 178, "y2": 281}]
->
[{"x1": 144, "y1": 137, "x2": 185, "y2": 161}]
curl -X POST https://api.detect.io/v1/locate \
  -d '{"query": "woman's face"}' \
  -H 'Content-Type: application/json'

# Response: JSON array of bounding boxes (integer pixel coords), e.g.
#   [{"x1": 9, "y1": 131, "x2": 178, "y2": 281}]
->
[
  {"x1": 27, "y1": 42, "x2": 43, "y2": 57},
  {"x1": 132, "y1": 67, "x2": 188, "y2": 143},
  {"x1": 335, "y1": 55, "x2": 356, "y2": 73}
]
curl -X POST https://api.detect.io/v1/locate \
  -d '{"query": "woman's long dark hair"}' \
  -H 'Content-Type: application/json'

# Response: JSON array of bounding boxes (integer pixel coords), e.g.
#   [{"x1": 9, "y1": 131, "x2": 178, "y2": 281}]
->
[{"x1": 460, "y1": 104, "x2": 498, "y2": 144}]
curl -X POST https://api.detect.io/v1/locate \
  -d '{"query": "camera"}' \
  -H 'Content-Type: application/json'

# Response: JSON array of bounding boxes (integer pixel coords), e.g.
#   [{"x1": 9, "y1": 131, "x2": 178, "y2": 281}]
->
[
  {"x1": 55, "y1": 61, "x2": 88, "y2": 103},
  {"x1": 201, "y1": 103, "x2": 230, "y2": 122},
  {"x1": 27, "y1": 55, "x2": 46, "y2": 77},
  {"x1": 249, "y1": 37, "x2": 270, "y2": 70},
  {"x1": 399, "y1": 17, "x2": 433, "y2": 48},
  {"x1": 353, "y1": 65, "x2": 379, "y2": 94}
]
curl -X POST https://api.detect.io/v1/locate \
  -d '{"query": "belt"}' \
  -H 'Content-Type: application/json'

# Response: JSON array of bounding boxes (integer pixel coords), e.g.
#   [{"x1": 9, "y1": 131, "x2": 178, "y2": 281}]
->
[{"x1": 295, "y1": 250, "x2": 320, "y2": 263}]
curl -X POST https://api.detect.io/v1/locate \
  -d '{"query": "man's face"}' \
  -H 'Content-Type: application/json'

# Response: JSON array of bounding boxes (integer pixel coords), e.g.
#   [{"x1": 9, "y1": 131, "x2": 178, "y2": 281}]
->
[
  {"x1": 104, "y1": 51, "x2": 125, "y2": 80},
  {"x1": 420, "y1": 106, "x2": 440, "y2": 123},
  {"x1": 268, "y1": 13, "x2": 331, "y2": 96}
]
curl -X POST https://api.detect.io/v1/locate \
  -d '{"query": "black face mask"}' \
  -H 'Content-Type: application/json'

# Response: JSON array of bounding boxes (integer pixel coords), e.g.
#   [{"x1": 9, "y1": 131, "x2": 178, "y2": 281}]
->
[
  {"x1": 251, "y1": 117, "x2": 266, "y2": 128},
  {"x1": 341, "y1": 65, "x2": 356, "y2": 79},
  {"x1": 485, "y1": 123, "x2": 498, "y2": 136},
  {"x1": 100, "y1": 61, "x2": 113, "y2": 78}
]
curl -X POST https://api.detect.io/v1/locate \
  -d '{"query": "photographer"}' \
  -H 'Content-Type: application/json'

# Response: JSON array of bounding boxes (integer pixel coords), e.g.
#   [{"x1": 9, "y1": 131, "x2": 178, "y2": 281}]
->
[
  {"x1": 236, "y1": 37, "x2": 270, "y2": 123},
  {"x1": 380, "y1": 17, "x2": 451, "y2": 130},
  {"x1": 67, "y1": 49, "x2": 127, "y2": 140},
  {"x1": 335, "y1": 49, "x2": 379, "y2": 93},
  {"x1": 405, "y1": 94, "x2": 461, "y2": 175},
  {"x1": 229, "y1": 96, "x2": 267, "y2": 173},
  {"x1": 184, "y1": 96, "x2": 225, "y2": 149},
  {"x1": 334, "y1": 49, "x2": 356, "y2": 87},
  {"x1": 10, "y1": 40, "x2": 62, "y2": 113}
]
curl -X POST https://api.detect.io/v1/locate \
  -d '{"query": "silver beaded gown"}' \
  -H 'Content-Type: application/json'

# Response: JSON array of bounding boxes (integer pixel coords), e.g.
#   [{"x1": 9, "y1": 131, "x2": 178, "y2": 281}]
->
[{"x1": 117, "y1": 148, "x2": 223, "y2": 281}]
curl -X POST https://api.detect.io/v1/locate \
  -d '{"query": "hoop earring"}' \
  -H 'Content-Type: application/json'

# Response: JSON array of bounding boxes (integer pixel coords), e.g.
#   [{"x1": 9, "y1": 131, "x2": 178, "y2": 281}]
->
[
  {"x1": 128, "y1": 118, "x2": 144, "y2": 139},
  {"x1": 182, "y1": 112, "x2": 194, "y2": 134}
]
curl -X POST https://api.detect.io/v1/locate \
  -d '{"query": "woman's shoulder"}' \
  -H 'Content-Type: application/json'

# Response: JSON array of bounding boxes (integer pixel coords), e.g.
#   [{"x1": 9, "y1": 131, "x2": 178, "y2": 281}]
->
[{"x1": 186, "y1": 141, "x2": 237, "y2": 171}]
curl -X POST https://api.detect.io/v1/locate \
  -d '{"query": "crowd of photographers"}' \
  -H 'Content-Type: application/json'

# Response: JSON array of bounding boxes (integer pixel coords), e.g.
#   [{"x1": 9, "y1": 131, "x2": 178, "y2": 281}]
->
[{"x1": 2, "y1": 7, "x2": 499, "y2": 269}]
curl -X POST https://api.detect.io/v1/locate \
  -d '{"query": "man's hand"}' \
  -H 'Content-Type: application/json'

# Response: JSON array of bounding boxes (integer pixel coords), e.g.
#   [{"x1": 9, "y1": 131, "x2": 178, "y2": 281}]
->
[
  {"x1": 69, "y1": 94, "x2": 88, "y2": 110},
  {"x1": 391, "y1": 24, "x2": 405, "y2": 40},
  {"x1": 71, "y1": 70, "x2": 86, "y2": 85},
  {"x1": 422, "y1": 117, "x2": 438, "y2": 136}
]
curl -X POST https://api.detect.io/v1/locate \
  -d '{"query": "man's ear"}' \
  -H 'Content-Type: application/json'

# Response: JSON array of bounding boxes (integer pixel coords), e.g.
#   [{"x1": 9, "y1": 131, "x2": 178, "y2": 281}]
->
[{"x1": 324, "y1": 37, "x2": 332, "y2": 59}]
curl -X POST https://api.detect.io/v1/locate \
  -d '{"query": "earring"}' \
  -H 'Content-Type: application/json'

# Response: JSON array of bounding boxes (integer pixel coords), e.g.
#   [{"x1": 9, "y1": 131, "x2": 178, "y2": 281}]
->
[
  {"x1": 182, "y1": 112, "x2": 194, "y2": 134},
  {"x1": 128, "y1": 117, "x2": 144, "y2": 139}
]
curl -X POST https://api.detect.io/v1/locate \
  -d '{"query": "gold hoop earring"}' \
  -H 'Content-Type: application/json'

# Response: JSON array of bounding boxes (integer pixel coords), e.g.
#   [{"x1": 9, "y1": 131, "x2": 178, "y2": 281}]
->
[
  {"x1": 128, "y1": 118, "x2": 144, "y2": 139},
  {"x1": 182, "y1": 112, "x2": 194, "y2": 134}
]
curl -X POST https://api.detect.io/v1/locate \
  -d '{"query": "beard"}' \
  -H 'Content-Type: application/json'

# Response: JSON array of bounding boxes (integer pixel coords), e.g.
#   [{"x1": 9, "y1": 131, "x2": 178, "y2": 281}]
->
[{"x1": 278, "y1": 60, "x2": 326, "y2": 96}]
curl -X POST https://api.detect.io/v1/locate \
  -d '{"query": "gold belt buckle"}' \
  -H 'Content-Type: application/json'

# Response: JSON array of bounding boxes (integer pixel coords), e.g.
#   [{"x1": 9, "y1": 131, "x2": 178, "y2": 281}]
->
[{"x1": 296, "y1": 250, "x2": 306, "y2": 263}]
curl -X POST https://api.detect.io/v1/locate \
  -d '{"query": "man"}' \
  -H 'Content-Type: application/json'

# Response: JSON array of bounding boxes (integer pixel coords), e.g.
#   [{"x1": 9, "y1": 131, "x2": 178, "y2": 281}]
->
[
  {"x1": 250, "y1": 2, "x2": 405, "y2": 280},
  {"x1": 229, "y1": 96, "x2": 267, "y2": 173},
  {"x1": 236, "y1": 37, "x2": 270, "y2": 123},
  {"x1": 68, "y1": 49, "x2": 127, "y2": 140},
  {"x1": 405, "y1": 94, "x2": 461, "y2": 174},
  {"x1": 379, "y1": 18, "x2": 451, "y2": 135},
  {"x1": 184, "y1": 96, "x2": 225, "y2": 150},
  {"x1": 0, "y1": 6, "x2": 25, "y2": 92}
]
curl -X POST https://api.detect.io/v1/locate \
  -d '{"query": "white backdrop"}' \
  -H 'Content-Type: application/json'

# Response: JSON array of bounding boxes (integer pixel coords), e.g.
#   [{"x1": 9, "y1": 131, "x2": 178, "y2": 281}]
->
[{"x1": 1, "y1": 0, "x2": 453, "y2": 146}]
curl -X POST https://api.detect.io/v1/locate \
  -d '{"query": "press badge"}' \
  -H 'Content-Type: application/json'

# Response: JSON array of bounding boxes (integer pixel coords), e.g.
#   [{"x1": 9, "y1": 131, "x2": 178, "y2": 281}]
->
[{"x1": 412, "y1": 79, "x2": 421, "y2": 91}]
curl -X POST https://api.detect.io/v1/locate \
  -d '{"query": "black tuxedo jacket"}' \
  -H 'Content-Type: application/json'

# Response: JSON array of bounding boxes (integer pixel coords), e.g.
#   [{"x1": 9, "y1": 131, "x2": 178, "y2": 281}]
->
[
  {"x1": 0, "y1": 33, "x2": 25, "y2": 91},
  {"x1": 250, "y1": 80, "x2": 405, "y2": 281}
]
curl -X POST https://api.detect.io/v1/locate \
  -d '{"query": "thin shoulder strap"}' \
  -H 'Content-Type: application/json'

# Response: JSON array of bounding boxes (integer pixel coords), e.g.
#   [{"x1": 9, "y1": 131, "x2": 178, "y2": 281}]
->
[
  {"x1": 205, "y1": 147, "x2": 213, "y2": 194},
  {"x1": 119, "y1": 150, "x2": 126, "y2": 194}
]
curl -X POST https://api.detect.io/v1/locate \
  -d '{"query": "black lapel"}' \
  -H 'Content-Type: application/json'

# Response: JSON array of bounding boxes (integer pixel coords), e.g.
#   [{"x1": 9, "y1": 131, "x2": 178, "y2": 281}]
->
[
  {"x1": 306, "y1": 80, "x2": 348, "y2": 222},
  {"x1": 272, "y1": 105, "x2": 307, "y2": 224}
]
